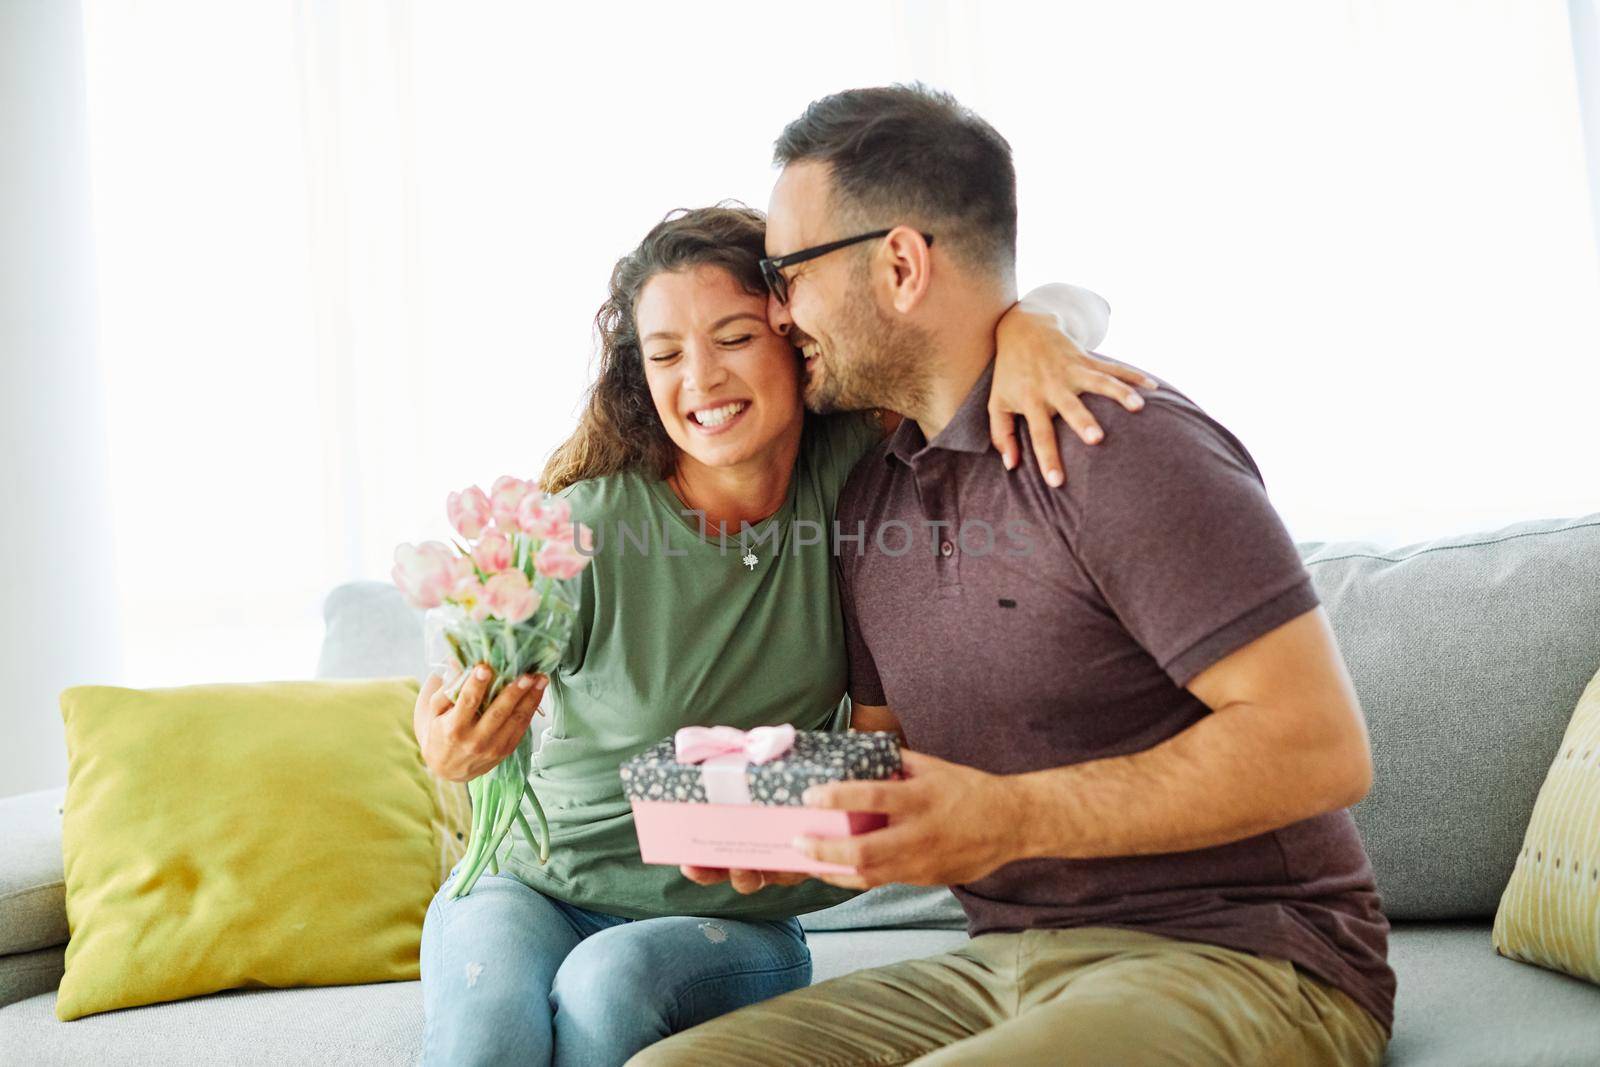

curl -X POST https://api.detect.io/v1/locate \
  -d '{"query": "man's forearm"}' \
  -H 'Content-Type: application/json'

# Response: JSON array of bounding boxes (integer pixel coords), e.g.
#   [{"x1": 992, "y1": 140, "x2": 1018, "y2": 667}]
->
[{"x1": 1002, "y1": 698, "x2": 1371, "y2": 862}]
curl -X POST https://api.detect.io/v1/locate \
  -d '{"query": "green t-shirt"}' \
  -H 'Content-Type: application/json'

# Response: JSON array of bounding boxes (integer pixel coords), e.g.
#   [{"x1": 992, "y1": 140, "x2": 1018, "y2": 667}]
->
[{"x1": 504, "y1": 411, "x2": 882, "y2": 920}]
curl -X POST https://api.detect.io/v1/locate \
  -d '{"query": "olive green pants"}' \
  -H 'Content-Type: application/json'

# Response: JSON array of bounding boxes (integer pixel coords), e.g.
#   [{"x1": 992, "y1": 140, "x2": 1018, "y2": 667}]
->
[{"x1": 627, "y1": 926, "x2": 1388, "y2": 1067}]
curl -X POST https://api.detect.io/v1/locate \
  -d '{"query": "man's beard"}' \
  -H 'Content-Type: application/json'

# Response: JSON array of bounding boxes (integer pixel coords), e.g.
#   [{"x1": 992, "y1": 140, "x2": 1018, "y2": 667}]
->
[{"x1": 801, "y1": 284, "x2": 931, "y2": 417}]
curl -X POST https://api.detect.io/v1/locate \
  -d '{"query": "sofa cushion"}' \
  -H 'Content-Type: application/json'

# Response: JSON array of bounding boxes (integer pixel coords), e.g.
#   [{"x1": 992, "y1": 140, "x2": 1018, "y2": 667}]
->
[
  {"x1": 316, "y1": 580, "x2": 428, "y2": 681},
  {"x1": 0, "y1": 786, "x2": 68, "y2": 955},
  {"x1": 1384, "y1": 922, "x2": 1600, "y2": 1066},
  {"x1": 1300, "y1": 514, "x2": 1600, "y2": 920},
  {"x1": 55, "y1": 678, "x2": 449, "y2": 1021},
  {"x1": 1491, "y1": 661, "x2": 1600, "y2": 983},
  {"x1": 807, "y1": 927, "x2": 969, "y2": 983},
  {"x1": 0, "y1": 979, "x2": 425, "y2": 1067}
]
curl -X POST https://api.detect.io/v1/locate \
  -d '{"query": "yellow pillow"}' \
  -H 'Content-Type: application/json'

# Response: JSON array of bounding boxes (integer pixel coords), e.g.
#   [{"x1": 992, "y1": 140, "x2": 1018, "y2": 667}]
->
[
  {"x1": 56, "y1": 677, "x2": 469, "y2": 1021},
  {"x1": 1493, "y1": 663, "x2": 1600, "y2": 984}
]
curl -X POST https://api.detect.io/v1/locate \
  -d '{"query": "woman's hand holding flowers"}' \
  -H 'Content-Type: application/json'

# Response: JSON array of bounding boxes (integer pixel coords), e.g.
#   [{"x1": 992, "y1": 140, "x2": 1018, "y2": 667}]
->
[{"x1": 414, "y1": 664, "x2": 548, "y2": 784}]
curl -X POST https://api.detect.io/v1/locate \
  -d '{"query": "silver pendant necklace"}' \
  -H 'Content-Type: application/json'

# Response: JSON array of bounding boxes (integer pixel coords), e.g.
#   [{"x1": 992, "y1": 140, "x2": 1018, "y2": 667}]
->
[{"x1": 669, "y1": 471, "x2": 759, "y2": 573}]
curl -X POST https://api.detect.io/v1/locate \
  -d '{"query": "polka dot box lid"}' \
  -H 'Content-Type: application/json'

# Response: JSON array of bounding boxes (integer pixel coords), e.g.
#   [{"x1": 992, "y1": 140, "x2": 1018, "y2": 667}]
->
[{"x1": 620, "y1": 730, "x2": 902, "y2": 806}]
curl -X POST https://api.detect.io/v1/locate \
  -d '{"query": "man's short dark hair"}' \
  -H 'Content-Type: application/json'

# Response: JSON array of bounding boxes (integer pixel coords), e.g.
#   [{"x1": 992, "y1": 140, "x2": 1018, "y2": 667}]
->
[{"x1": 773, "y1": 83, "x2": 1017, "y2": 277}]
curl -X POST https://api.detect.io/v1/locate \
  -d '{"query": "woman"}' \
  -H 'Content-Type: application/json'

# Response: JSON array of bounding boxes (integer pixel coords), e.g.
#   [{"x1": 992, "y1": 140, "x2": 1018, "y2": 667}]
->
[{"x1": 414, "y1": 205, "x2": 1155, "y2": 1066}]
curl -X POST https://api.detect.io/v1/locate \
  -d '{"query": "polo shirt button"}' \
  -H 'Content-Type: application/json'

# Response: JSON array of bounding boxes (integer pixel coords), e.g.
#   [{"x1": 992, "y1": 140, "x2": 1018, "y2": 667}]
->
[{"x1": 940, "y1": 540, "x2": 954, "y2": 557}]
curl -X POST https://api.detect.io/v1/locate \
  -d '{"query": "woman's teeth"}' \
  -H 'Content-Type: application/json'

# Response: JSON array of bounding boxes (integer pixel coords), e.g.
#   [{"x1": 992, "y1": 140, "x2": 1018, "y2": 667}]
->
[{"x1": 692, "y1": 401, "x2": 748, "y2": 427}]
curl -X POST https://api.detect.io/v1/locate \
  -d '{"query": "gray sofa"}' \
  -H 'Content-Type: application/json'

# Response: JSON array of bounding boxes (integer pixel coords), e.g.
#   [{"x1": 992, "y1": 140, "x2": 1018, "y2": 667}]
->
[{"x1": 4, "y1": 514, "x2": 1600, "y2": 1065}]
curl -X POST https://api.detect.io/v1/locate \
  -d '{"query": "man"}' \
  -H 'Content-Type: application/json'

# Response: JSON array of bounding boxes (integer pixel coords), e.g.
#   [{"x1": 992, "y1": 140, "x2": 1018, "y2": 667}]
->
[{"x1": 633, "y1": 84, "x2": 1394, "y2": 1066}]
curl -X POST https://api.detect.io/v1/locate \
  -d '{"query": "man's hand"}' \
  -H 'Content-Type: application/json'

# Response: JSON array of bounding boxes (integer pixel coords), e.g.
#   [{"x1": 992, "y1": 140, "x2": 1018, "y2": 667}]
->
[
  {"x1": 676, "y1": 712, "x2": 911, "y2": 894},
  {"x1": 792, "y1": 750, "x2": 1026, "y2": 890},
  {"x1": 679, "y1": 866, "x2": 811, "y2": 894}
]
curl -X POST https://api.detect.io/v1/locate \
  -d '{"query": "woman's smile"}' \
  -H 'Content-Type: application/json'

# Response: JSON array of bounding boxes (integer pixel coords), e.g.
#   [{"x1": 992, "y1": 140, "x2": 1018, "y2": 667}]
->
[{"x1": 686, "y1": 399, "x2": 752, "y2": 435}]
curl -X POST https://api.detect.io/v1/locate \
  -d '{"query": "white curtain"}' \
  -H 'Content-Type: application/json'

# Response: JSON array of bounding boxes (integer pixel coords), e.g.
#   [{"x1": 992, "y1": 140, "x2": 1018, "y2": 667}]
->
[
  {"x1": 291, "y1": 0, "x2": 428, "y2": 590},
  {"x1": 74, "y1": 0, "x2": 1600, "y2": 692},
  {"x1": 1574, "y1": 0, "x2": 1600, "y2": 270},
  {"x1": 1, "y1": 0, "x2": 118, "y2": 798}
]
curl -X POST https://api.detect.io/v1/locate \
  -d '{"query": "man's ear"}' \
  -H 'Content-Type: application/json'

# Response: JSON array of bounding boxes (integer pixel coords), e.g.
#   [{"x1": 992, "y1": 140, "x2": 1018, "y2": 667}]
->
[{"x1": 878, "y1": 225, "x2": 933, "y2": 314}]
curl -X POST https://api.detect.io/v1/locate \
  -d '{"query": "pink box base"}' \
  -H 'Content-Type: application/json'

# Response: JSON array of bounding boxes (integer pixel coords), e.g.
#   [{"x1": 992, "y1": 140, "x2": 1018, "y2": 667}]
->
[{"x1": 631, "y1": 799, "x2": 887, "y2": 875}]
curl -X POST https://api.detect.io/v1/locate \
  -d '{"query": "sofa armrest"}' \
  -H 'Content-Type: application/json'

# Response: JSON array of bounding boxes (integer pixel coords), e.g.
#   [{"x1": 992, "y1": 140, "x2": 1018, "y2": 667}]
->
[{"x1": 0, "y1": 787, "x2": 68, "y2": 957}]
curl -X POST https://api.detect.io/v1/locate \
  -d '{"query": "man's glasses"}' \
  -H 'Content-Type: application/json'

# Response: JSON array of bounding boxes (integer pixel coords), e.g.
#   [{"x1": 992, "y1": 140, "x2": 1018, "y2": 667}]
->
[{"x1": 758, "y1": 229, "x2": 935, "y2": 306}]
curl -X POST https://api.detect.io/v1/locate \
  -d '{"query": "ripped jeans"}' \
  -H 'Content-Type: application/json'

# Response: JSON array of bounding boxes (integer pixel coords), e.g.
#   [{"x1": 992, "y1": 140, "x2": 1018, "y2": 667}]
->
[{"x1": 419, "y1": 859, "x2": 812, "y2": 1067}]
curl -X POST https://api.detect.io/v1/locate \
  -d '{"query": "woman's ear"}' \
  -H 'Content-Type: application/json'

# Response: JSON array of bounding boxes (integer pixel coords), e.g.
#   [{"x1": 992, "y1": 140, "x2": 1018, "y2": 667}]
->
[{"x1": 880, "y1": 226, "x2": 933, "y2": 314}]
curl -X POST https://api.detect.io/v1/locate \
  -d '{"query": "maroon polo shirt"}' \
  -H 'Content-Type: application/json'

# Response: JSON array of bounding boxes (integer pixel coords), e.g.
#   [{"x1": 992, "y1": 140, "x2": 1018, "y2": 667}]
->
[{"x1": 834, "y1": 358, "x2": 1395, "y2": 1032}]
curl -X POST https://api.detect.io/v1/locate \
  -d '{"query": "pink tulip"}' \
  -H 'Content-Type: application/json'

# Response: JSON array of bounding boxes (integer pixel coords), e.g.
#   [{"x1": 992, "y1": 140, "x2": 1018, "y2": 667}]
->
[
  {"x1": 535, "y1": 528, "x2": 592, "y2": 580},
  {"x1": 489, "y1": 476, "x2": 537, "y2": 529},
  {"x1": 473, "y1": 529, "x2": 514, "y2": 574},
  {"x1": 447, "y1": 486, "x2": 493, "y2": 540},
  {"x1": 483, "y1": 570, "x2": 540, "y2": 624},
  {"x1": 392, "y1": 541, "x2": 457, "y2": 609},
  {"x1": 451, "y1": 572, "x2": 493, "y2": 623},
  {"x1": 516, "y1": 494, "x2": 572, "y2": 540}
]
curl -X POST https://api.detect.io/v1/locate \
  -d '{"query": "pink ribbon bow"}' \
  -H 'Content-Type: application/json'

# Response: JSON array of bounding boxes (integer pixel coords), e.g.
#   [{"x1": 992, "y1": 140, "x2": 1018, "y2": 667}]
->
[{"x1": 673, "y1": 724, "x2": 796, "y2": 805}]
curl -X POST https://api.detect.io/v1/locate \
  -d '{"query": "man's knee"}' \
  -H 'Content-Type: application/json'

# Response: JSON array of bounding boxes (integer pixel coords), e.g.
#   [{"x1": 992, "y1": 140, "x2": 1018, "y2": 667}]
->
[
  {"x1": 623, "y1": 1022, "x2": 769, "y2": 1067},
  {"x1": 622, "y1": 1034, "x2": 689, "y2": 1067}
]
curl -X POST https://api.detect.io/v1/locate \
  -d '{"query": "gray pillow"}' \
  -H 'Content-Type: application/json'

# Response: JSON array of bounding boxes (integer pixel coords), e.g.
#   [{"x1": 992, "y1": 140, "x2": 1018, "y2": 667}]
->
[
  {"x1": 1300, "y1": 514, "x2": 1600, "y2": 920},
  {"x1": 315, "y1": 580, "x2": 428, "y2": 681},
  {"x1": 316, "y1": 580, "x2": 551, "y2": 750}
]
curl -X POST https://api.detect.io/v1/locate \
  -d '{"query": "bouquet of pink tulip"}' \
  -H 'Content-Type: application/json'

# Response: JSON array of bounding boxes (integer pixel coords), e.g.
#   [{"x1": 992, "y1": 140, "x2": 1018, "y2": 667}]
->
[{"x1": 392, "y1": 475, "x2": 592, "y2": 898}]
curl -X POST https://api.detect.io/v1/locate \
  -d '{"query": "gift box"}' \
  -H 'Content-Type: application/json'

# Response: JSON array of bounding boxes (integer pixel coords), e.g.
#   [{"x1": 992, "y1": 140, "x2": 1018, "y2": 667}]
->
[{"x1": 621, "y1": 725, "x2": 902, "y2": 875}]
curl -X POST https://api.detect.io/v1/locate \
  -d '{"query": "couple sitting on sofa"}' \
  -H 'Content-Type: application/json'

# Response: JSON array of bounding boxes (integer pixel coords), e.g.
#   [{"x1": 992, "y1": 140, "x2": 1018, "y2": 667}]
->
[{"x1": 411, "y1": 84, "x2": 1396, "y2": 1067}]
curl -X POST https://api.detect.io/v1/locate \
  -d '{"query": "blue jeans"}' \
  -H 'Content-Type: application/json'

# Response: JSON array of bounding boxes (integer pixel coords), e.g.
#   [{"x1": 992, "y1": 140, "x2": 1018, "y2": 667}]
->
[{"x1": 419, "y1": 859, "x2": 812, "y2": 1067}]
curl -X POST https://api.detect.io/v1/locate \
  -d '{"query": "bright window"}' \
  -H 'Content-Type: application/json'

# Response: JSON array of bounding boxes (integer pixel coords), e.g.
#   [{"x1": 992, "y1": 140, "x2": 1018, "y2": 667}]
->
[{"x1": 81, "y1": 1, "x2": 1600, "y2": 685}]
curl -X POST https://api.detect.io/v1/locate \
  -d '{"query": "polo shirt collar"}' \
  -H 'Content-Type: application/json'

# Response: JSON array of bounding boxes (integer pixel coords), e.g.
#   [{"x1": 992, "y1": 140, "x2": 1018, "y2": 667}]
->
[{"x1": 886, "y1": 358, "x2": 996, "y2": 466}]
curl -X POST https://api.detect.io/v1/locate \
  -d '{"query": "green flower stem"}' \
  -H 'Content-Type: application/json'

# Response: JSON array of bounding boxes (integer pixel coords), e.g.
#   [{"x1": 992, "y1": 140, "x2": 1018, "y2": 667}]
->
[
  {"x1": 515, "y1": 808, "x2": 539, "y2": 863},
  {"x1": 469, "y1": 777, "x2": 492, "y2": 854},
  {"x1": 516, "y1": 783, "x2": 550, "y2": 864},
  {"x1": 460, "y1": 780, "x2": 504, "y2": 891},
  {"x1": 450, "y1": 775, "x2": 496, "y2": 898},
  {"x1": 458, "y1": 771, "x2": 509, "y2": 896},
  {"x1": 457, "y1": 765, "x2": 523, "y2": 892},
  {"x1": 531, "y1": 791, "x2": 549, "y2": 863}
]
